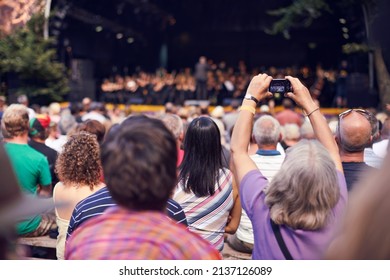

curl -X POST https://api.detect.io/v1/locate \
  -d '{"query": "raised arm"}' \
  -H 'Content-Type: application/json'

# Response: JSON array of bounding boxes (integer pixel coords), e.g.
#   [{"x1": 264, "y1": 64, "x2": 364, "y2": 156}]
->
[
  {"x1": 285, "y1": 76, "x2": 343, "y2": 172},
  {"x1": 230, "y1": 73, "x2": 273, "y2": 184}
]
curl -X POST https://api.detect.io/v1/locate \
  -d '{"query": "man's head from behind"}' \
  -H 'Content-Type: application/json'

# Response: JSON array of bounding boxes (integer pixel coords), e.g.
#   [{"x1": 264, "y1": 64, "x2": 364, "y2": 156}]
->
[
  {"x1": 336, "y1": 109, "x2": 373, "y2": 153},
  {"x1": 282, "y1": 98, "x2": 294, "y2": 110},
  {"x1": 199, "y1": 56, "x2": 206, "y2": 64},
  {"x1": 29, "y1": 115, "x2": 51, "y2": 141},
  {"x1": 253, "y1": 115, "x2": 281, "y2": 148},
  {"x1": 1, "y1": 104, "x2": 29, "y2": 138},
  {"x1": 158, "y1": 113, "x2": 184, "y2": 142},
  {"x1": 101, "y1": 115, "x2": 177, "y2": 212},
  {"x1": 17, "y1": 95, "x2": 28, "y2": 106}
]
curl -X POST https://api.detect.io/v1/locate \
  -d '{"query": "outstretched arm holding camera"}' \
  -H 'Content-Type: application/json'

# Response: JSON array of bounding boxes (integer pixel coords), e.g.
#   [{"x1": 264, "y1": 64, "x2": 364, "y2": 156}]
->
[
  {"x1": 284, "y1": 76, "x2": 342, "y2": 172},
  {"x1": 230, "y1": 73, "x2": 273, "y2": 184},
  {"x1": 231, "y1": 74, "x2": 342, "y2": 187}
]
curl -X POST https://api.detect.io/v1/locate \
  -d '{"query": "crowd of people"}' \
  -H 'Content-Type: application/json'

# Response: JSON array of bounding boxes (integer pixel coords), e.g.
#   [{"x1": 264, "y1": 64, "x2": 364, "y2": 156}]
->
[
  {"x1": 99, "y1": 58, "x2": 349, "y2": 108},
  {"x1": 1, "y1": 73, "x2": 390, "y2": 260}
]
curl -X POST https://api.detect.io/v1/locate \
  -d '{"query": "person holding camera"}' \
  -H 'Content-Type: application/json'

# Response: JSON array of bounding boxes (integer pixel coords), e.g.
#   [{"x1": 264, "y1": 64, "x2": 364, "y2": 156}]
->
[{"x1": 230, "y1": 74, "x2": 347, "y2": 259}]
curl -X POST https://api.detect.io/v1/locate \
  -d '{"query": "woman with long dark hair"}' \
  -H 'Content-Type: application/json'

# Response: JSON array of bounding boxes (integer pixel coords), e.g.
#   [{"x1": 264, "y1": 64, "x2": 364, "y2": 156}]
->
[{"x1": 173, "y1": 116, "x2": 241, "y2": 251}]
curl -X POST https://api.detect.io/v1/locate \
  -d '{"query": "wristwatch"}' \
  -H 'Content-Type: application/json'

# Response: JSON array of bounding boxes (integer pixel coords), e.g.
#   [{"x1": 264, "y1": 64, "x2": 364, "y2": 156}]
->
[{"x1": 244, "y1": 94, "x2": 259, "y2": 104}]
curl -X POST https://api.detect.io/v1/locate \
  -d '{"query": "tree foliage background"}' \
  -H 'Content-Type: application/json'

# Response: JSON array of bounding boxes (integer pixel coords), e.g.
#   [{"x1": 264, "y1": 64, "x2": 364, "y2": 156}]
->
[
  {"x1": 266, "y1": 0, "x2": 390, "y2": 109},
  {"x1": 0, "y1": 14, "x2": 69, "y2": 103}
]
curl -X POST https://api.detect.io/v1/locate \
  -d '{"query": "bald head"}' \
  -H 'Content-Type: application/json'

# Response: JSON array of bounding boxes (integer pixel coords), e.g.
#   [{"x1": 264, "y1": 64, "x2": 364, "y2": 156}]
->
[{"x1": 337, "y1": 111, "x2": 373, "y2": 153}]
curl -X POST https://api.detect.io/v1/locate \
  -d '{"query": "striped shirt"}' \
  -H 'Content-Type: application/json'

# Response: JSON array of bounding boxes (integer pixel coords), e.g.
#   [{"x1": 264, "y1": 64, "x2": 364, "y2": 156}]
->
[
  {"x1": 65, "y1": 206, "x2": 221, "y2": 260},
  {"x1": 67, "y1": 186, "x2": 187, "y2": 240},
  {"x1": 236, "y1": 150, "x2": 285, "y2": 244},
  {"x1": 173, "y1": 168, "x2": 233, "y2": 251}
]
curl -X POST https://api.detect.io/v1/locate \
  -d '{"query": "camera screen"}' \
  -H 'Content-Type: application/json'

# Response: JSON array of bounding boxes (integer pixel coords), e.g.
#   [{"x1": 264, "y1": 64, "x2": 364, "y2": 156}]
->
[
  {"x1": 272, "y1": 86, "x2": 285, "y2": 92},
  {"x1": 270, "y1": 85, "x2": 285, "y2": 93},
  {"x1": 269, "y1": 79, "x2": 292, "y2": 93}
]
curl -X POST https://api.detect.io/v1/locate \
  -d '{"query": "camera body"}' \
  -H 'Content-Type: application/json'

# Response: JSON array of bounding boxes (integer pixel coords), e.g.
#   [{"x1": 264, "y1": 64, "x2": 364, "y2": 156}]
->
[{"x1": 269, "y1": 79, "x2": 293, "y2": 94}]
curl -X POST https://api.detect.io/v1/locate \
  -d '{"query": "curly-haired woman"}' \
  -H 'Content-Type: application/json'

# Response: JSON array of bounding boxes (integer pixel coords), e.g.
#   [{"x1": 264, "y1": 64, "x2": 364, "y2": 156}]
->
[{"x1": 53, "y1": 132, "x2": 105, "y2": 260}]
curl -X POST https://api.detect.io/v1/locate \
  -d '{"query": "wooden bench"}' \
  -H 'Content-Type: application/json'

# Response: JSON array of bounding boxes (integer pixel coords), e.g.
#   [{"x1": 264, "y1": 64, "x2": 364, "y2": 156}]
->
[
  {"x1": 222, "y1": 242, "x2": 252, "y2": 260},
  {"x1": 18, "y1": 235, "x2": 56, "y2": 249},
  {"x1": 17, "y1": 235, "x2": 57, "y2": 259}
]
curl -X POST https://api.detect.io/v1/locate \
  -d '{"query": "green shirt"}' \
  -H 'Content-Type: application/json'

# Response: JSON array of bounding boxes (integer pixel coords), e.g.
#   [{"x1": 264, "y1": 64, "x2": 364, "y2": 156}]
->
[{"x1": 4, "y1": 143, "x2": 52, "y2": 235}]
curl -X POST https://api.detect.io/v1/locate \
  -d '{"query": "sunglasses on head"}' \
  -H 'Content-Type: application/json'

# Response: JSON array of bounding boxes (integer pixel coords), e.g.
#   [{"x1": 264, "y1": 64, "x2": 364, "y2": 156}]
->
[
  {"x1": 338, "y1": 108, "x2": 376, "y2": 135},
  {"x1": 338, "y1": 109, "x2": 372, "y2": 120}
]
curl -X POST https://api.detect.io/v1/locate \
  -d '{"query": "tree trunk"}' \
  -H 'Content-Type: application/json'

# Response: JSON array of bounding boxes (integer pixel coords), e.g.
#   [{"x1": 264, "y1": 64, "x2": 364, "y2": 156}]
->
[{"x1": 374, "y1": 47, "x2": 390, "y2": 110}]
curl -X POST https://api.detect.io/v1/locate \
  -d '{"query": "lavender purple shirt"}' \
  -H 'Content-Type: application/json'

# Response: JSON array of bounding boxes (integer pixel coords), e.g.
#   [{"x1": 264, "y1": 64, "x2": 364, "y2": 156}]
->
[{"x1": 240, "y1": 169, "x2": 347, "y2": 260}]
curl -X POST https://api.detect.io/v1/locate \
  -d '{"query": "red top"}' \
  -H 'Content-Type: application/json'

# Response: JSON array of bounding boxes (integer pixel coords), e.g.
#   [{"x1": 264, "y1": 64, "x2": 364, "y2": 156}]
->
[{"x1": 276, "y1": 109, "x2": 303, "y2": 127}]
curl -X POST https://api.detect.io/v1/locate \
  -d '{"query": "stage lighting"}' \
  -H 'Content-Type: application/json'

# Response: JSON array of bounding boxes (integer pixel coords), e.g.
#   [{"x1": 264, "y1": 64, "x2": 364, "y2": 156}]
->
[
  {"x1": 339, "y1": 18, "x2": 346, "y2": 24},
  {"x1": 116, "y1": 33, "x2": 123, "y2": 39},
  {"x1": 127, "y1": 37, "x2": 135, "y2": 44},
  {"x1": 95, "y1": 26, "x2": 103, "y2": 32}
]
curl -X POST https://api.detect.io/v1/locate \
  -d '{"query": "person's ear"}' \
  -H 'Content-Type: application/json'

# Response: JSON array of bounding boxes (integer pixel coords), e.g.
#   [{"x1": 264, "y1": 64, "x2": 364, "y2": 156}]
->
[{"x1": 335, "y1": 135, "x2": 340, "y2": 146}]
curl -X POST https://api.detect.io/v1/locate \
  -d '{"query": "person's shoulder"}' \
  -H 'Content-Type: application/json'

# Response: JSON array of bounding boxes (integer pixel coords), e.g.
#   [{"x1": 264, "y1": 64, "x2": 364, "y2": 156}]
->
[
  {"x1": 31, "y1": 141, "x2": 58, "y2": 157},
  {"x1": 43, "y1": 144, "x2": 58, "y2": 157},
  {"x1": 241, "y1": 169, "x2": 265, "y2": 188},
  {"x1": 167, "y1": 198, "x2": 182, "y2": 210},
  {"x1": 250, "y1": 153, "x2": 260, "y2": 160},
  {"x1": 220, "y1": 167, "x2": 233, "y2": 179},
  {"x1": 78, "y1": 186, "x2": 112, "y2": 207},
  {"x1": 23, "y1": 144, "x2": 49, "y2": 160},
  {"x1": 363, "y1": 162, "x2": 377, "y2": 171},
  {"x1": 342, "y1": 161, "x2": 371, "y2": 171}
]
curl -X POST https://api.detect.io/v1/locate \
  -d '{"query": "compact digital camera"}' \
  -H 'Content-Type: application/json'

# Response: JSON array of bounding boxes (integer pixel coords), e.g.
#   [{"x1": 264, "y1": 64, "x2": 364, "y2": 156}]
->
[{"x1": 269, "y1": 79, "x2": 293, "y2": 94}]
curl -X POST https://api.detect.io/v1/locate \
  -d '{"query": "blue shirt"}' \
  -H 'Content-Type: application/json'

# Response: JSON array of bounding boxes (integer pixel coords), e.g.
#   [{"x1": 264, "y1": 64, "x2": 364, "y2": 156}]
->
[{"x1": 67, "y1": 186, "x2": 188, "y2": 240}]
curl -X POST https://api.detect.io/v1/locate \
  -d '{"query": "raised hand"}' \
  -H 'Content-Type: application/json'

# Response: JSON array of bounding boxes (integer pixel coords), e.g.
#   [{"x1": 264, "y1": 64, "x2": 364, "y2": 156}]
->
[
  {"x1": 284, "y1": 76, "x2": 317, "y2": 114},
  {"x1": 246, "y1": 73, "x2": 273, "y2": 103}
]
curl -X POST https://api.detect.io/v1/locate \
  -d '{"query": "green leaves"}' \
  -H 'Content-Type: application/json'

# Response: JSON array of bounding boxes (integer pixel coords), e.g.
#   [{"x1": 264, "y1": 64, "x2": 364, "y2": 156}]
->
[
  {"x1": 265, "y1": 0, "x2": 331, "y2": 39},
  {"x1": 0, "y1": 13, "x2": 69, "y2": 102},
  {"x1": 342, "y1": 43, "x2": 370, "y2": 54}
]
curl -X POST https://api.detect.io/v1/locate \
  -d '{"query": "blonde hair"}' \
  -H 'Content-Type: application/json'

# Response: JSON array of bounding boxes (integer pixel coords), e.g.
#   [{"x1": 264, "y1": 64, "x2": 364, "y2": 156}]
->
[
  {"x1": 1, "y1": 104, "x2": 29, "y2": 138},
  {"x1": 265, "y1": 140, "x2": 340, "y2": 230},
  {"x1": 49, "y1": 102, "x2": 61, "y2": 115}
]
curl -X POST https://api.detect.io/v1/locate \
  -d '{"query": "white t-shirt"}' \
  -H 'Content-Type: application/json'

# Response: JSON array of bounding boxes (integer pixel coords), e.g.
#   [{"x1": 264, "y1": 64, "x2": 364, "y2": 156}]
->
[{"x1": 236, "y1": 152, "x2": 285, "y2": 244}]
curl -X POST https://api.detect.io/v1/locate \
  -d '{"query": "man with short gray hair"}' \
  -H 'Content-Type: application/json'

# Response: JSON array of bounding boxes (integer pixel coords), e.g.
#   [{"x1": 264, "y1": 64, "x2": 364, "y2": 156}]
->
[{"x1": 226, "y1": 115, "x2": 285, "y2": 254}]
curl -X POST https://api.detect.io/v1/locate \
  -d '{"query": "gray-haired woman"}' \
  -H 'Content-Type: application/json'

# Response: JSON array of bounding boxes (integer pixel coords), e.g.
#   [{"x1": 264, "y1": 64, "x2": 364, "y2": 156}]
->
[{"x1": 230, "y1": 74, "x2": 347, "y2": 260}]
